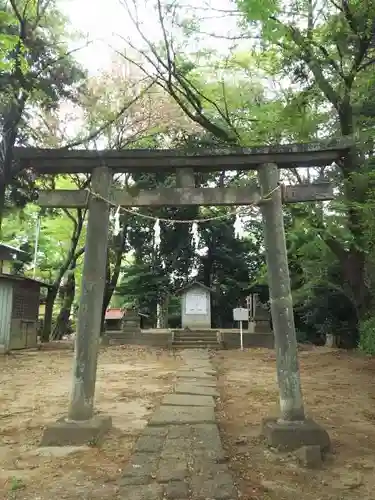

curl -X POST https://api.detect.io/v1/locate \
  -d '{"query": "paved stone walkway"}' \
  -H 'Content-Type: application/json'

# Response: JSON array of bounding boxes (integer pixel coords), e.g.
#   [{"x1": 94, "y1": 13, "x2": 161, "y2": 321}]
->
[{"x1": 118, "y1": 349, "x2": 237, "y2": 500}]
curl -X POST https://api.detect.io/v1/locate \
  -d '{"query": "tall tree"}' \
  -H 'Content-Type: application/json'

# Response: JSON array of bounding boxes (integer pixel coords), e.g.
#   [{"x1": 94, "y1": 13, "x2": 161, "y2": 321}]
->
[
  {"x1": 0, "y1": 0, "x2": 86, "y2": 228},
  {"x1": 235, "y1": 0, "x2": 375, "y2": 320},
  {"x1": 118, "y1": 0, "x2": 375, "y2": 344},
  {"x1": 79, "y1": 61, "x2": 201, "y2": 329}
]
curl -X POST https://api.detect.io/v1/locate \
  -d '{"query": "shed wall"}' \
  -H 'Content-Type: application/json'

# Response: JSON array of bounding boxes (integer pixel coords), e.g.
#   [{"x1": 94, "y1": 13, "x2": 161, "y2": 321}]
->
[
  {"x1": 0, "y1": 281, "x2": 13, "y2": 348},
  {"x1": 9, "y1": 280, "x2": 40, "y2": 349},
  {"x1": 12, "y1": 280, "x2": 40, "y2": 319}
]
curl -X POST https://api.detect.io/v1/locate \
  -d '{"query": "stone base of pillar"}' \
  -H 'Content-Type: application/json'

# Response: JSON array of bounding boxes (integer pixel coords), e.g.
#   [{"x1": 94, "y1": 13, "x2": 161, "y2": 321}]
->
[
  {"x1": 40, "y1": 414, "x2": 112, "y2": 447},
  {"x1": 101, "y1": 335, "x2": 110, "y2": 346},
  {"x1": 261, "y1": 417, "x2": 330, "y2": 452}
]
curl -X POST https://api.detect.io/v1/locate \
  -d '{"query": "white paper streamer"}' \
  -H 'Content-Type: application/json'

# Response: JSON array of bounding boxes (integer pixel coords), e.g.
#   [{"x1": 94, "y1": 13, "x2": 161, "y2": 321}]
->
[
  {"x1": 154, "y1": 218, "x2": 161, "y2": 249},
  {"x1": 191, "y1": 221, "x2": 200, "y2": 249},
  {"x1": 113, "y1": 206, "x2": 121, "y2": 235},
  {"x1": 234, "y1": 211, "x2": 244, "y2": 239}
]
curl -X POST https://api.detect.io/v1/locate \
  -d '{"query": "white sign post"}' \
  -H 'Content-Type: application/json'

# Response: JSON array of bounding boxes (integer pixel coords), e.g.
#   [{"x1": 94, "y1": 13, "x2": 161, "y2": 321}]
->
[{"x1": 233, "y1": 307, "x2": 249, "y2": 351}]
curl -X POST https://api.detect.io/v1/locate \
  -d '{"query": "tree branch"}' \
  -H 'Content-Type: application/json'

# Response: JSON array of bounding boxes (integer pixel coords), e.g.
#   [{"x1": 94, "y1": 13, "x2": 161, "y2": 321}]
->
[
  {"x1": 286, "y1": 24, "x2": 342, "y2": 110},
  {"x1": 63, "y1": 78, "x2": 156, "y2": 149},
  {"x1": 117, "y1": 0, "x2": 240, "y2": 144}
]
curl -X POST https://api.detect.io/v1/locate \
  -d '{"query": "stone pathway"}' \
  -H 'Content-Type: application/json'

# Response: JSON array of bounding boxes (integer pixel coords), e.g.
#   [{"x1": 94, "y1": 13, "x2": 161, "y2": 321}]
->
[{"x1": 118, "y1": 349, "x2": 237, "y2": 500}]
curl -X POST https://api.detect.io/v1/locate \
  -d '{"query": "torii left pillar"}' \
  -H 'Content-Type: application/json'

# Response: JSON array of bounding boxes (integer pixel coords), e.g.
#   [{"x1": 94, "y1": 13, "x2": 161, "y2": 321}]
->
[{"x1": 41, "y1": 166, "x2": 113, "y2": 446}]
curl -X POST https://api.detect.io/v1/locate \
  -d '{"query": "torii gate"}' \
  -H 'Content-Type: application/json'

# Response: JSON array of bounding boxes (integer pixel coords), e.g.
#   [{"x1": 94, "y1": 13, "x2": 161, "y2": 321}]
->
[{"x1": 14, "y1": 139, "x2": 350, "y2": 449}]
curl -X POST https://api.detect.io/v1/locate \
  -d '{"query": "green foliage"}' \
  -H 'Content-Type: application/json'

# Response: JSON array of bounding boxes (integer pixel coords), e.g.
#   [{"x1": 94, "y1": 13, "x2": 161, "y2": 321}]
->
[
  {"x1": 196, "y1": 214, "x2": 263, "y2": 327},
  {"x1": 9, "y1": 476, "x2": 25, "y2": 491},
  {"x1": 2, "y1": 0, "x2": 374, "y2": 346},
  {"x1": 2, "y1": 202, "x2": 85, "y2": 284},
  {"x1": 132, "y1": 0, "x2": 375, "y2": 343},
  {"x1": 0, "y1": 0, "x2": 86, "y2": 221},
  {"x1": 111, "y1": 125, "x2": 265, "y2": 326},
  {"x1": 116, "y1": 260, "x2": 168, "y2": 310},
  {"x1": 0, "y1": 9, "x2": 25, "y2": 72},
  {"x1": 359, "y1": 316, "x2": 375, "y2": 355},
  {"x1": 115, "y1": 171, "x2": 199, "y2": 322}
]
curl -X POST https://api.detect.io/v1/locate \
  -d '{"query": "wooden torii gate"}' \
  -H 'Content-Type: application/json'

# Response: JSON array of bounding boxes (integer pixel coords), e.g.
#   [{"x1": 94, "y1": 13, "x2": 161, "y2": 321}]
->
[{"x1": 14, "y1": 139, "x2": 350, "y2": 449}]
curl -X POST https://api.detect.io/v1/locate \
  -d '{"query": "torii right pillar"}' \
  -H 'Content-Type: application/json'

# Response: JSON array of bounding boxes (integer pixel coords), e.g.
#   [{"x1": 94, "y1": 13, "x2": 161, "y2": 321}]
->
[{"x1": 257, "y1": 163, "x2": 330, "y2": 453}]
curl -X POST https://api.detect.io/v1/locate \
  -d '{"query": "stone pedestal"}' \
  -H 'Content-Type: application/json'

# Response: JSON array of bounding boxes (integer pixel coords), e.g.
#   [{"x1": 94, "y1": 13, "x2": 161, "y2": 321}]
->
[
  {"x1": 101, "y1": 335, "x2": 110, "y2": 346},
  {"x1": 122, "y1": 311, "x2": 141, "y2": 334},
  {"x1": 40, "y1": 414, "x2": 112, "y2": 447},
  {"x1": 261, "y1": 417, "x2": 330, "y2": 452},
  {"x1": 254, "y1": 304, "x2": 271, "y2": 333}
]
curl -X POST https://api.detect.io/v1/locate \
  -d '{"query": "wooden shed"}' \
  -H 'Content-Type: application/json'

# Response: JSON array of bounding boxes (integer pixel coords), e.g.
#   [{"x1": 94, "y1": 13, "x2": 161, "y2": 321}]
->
[{"x1": 0, "y1": 274, "x2": 50, "y2": 351}]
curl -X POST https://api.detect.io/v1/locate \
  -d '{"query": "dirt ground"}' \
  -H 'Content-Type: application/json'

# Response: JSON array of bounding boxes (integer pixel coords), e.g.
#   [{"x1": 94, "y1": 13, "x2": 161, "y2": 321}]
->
[
  {"x1": 0, "y1": 345, "x2": 181, "y2": 499},
  {"x1": 213, "y1": 347, "x2": 375, "y2": 500},
  {"x1": 2, "y1": 345, "x2": 375, "y2": 500}
]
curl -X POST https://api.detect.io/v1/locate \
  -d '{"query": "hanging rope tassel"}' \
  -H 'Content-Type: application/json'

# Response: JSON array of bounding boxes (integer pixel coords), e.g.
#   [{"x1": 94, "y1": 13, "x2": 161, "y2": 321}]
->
[{"x1": 154, "y1": 218, "x2": 161, "y2": 249}]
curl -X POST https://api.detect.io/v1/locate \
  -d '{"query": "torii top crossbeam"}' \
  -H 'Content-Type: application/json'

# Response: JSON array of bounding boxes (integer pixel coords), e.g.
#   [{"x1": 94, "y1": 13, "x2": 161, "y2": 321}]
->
[{"x1": 13, "y1": 137, "x2": 352, "y2": 174}]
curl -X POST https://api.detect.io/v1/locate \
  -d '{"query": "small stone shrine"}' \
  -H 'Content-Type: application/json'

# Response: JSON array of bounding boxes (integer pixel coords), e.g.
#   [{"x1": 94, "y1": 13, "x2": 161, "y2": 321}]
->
[
  {"x1": 121, "y1": 308, "x2": 141, "y2": 334},
  {"x1": 177, "y1": 281, "x2": 213, "y2": 329}
]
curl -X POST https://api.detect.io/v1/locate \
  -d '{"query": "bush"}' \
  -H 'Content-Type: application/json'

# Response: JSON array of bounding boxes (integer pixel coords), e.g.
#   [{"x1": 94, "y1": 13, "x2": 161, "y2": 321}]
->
[
  {"x1": 359, "y1": 316, "x2": 375, "y2": 355},
  {"x1": 295, "y1": 328, "x2": 309, "y2": 343}
]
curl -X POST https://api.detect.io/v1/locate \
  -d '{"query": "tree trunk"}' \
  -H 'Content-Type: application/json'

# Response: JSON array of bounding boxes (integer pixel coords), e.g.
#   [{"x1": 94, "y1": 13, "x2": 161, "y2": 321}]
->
[
  {"x1": 290, "y1": 34, "x2": 372, "y2": 340},
  {"x1": 156, "y1": 295, "x2": 170, "y2": 328},
  {"x1": 0, "y1": 182, "x2": 6, "y2": 237},
  {"x1": 100, "y1": 257, "x2": 112, "y2": 334},
  {"x1": 41, "y1": 242, "x2": 85, "y2": 343},
  {"x1": 52, "y1": 246, "x2": 85, "y2": 339},
  {"x1": 338, "y1": 107, "x2": 371, "y2": 331},
  {"x1": 51, "y1": 271, "x2": 76, "y2": 340},
  {"x1": 41, "y1": 287, "x2": 58, "y2": 342},
  {"x1": 156, "y1": 303, "x2": 162, "y2": 328},
  {"x1": 100, "y1": 224, "x2": 128, "y2": 333},
  {"x1": 40, "y1": 214, "x2": 85, "y2": 342},
  {"x1": 202, "y1": 249, "x2": 213, "y2": 288},
  {"x1": 0, "y1": 93, "x2": 28, "y2": 232},
  {"x1": 317, "y1": 102, "x2": 370, "y2": 343}
]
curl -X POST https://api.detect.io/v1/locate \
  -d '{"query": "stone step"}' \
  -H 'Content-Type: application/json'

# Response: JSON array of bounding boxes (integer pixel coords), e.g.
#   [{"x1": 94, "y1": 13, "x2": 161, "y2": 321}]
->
[
  {"x1": 173, "y1": 336, "x2": 218, "y2": 342},
  {"x1": 174, "y1": 331, "x2": 218, "y2": 335},
  {"x1": 173, "y1": 339, "x2": 219, "y2": 342},
  {"x1": 172, "y1": 343, "x2": 221, "y2": 349},
  {"x1": 105, "y1": 331, "x2": 140, "y2": 338},
  {"x1": 173, "y1": 330, "x2": 219, "y2": 335},
  {"x1": 174, "y1": 332, "x2": 218, "y2": 337}
]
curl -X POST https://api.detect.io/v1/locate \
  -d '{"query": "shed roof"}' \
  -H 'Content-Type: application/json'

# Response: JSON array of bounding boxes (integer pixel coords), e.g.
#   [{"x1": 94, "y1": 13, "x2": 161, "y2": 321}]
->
[
  {"x1": 105, "y1": 308, "x2": 124, "y2": 320},
  {"x1": 105, "y1": 308, "x2": 149, "y2": 320},
  {"x1": 0, "y1": 273, "x2": 51, "y2": 288},
  {"x1": 176, "y1": 281, "x2": 214, "y2": 295},
  {"x1": 0, "y1": 243, "x2": 28, "y2": 258}
]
